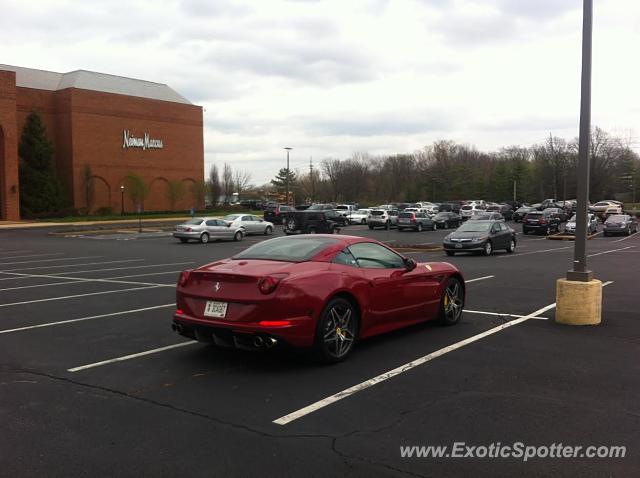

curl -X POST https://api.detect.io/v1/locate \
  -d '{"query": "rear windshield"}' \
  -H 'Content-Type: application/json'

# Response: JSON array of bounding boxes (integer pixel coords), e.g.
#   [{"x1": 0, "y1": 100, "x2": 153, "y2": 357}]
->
[
  {"x1": 233, "y1": 237, "x2": 339, "y2": 262},
  {"x1": 456, "y1": 221, "x2": 492, "y2": 232},
  {"x1": 184, "y1": 218, "x2": 204, "y2": 225},
  {"x1": 461, "y1": 206, "x2": 472, "y2": 211},
  {"x1": 370, "y1": 210, "x2": 385, "y2": 216},
  {"x1": 398, "y1": 212, "x2": 414, "y2": 218},
  {"x1": 606, "y1": 215, "x2": 627, "y2": 222},
  {"x1": 486, "y1": 206, "x2": 499, "y2": 211},
  {"x1": 526, "y1": 213, "x2": 542, "y2": 218},
  {"x1": 335, "y1": 206, "x2": 349, "y2": 210}
]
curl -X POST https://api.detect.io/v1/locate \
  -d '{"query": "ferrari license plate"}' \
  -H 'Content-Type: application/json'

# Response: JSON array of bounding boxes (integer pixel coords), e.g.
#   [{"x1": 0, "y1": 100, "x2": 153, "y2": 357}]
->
[{"x1": 204, "y1": 301, "x2": 228, "y2": 318}]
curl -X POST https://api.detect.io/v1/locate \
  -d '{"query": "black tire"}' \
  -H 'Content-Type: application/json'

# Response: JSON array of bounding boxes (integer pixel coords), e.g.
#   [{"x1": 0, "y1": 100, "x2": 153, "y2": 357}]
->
[
  {"x1": 432, "y1": 223, "x2": 437, "y2": 231},
  {"x1": 443, "y1": 223, "x2": 448, "y2": 229},
  {"x1": 506, "y1": 238, "x2": 516, "y2": 253},
  {"x1": 603, "y1": 232, "x2": 609, "y2": 237},
  {"x1": 445, "y1": 250, "x2": 455, "y2": 256},
  {"x1": 627, "y1": 228, "x2": 631, "y2": 236},
  {"x1": 544, "y1": 227, "x2": 550, "y2": 236},
  {"x1": 314, "y1": 297, "x2": 358, "y2": 363},
  {"x1": 361, "y1": 219, "x2": 367, "y2": 225},
  {"x1": 523, "y1": 229, "x2": 529, "y2": 235},
  {"x1": 179, "y1": 238, "x2": 188, "y2": 243},
  {"x1": 417, "y1": 223, "x2": 423, "y2": 232},
  {"x1": 200, "y1": 232, "x2": 209, "y2": 244},
  {"x1": 482, "y1": 241, "x2": 492, "y2": 256},
  {"x1": 368, "y1": 225, "x2": 374, "y2": 230},
  {"x1": 264, "y1": 226, "x2": 273, "y2": 235},
  {"x1": 233, "y1": 231, "x2": 243, "y2": 241},
  {"x1": 398, "y1": 227, "x2": 404, "y2": 232},
  {"x1": 307, "y1": 227, "x2": 317, "y2": 234},
  {"x1": 385, "y1": 221, "x2": 390, "y2": 230},
  {"x1": 438, "y1": 277, "x2": 464, "y2": 325}
]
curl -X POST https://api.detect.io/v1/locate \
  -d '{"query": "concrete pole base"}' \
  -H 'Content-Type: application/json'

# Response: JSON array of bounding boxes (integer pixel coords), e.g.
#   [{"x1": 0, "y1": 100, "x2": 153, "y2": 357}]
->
[{"x1": 555, "y1": 278, "x2": 602, "y2": 325}]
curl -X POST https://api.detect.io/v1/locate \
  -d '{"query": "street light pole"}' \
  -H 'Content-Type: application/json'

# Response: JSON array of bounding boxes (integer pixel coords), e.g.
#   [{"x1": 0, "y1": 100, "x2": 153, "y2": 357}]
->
[
  {"x1": 284, "y1": 147, "x2": 292, "y2": 205},
  {"x1": 567, "y1": 0, "x2": 593, "y2": 282},
  {"x1": 120, "y1": 185, "x2": 125, "y2": 215}
]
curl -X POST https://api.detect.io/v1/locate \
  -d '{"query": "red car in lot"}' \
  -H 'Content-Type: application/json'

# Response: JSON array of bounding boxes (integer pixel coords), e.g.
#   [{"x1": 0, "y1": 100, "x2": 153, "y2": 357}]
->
[{"x1": 173, "y1": 235, "x2": 465, "y2": 362}]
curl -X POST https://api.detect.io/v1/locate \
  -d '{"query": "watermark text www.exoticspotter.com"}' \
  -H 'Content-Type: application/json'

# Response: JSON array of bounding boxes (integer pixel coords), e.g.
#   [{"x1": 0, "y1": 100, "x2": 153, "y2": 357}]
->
[{"x1": 400, "y1": 443, "x2": 626, "y2": 462}]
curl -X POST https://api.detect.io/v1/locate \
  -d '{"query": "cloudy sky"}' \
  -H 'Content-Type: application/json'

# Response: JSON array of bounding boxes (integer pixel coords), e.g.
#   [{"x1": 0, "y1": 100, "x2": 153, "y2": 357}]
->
[{"x1": 1, "y1": 0, "x2": 638, "y2": 184}]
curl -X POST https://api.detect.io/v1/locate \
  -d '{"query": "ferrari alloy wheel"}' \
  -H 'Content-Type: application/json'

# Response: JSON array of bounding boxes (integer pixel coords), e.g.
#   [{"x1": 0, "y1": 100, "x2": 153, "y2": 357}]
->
[
  {"x1": 315, "y1": 297, "x2": 358, "y2": 362},
  {"x1": 200, "y1": 232, "x2": 209, "y2": 244},
  {"x1": 439, "y1": 277, "x2": 464, "y2": 325}
]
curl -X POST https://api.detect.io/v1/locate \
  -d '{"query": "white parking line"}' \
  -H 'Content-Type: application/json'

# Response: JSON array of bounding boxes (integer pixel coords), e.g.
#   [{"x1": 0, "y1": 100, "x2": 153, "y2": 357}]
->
[
  {"x1": 273, "y1": 302, "x2": 558, "y2": 425},
  {"x1": 68, "y1": 341, "x2": 197, "y2": 372},
  {"x1": 0, "y1": 252, "x2": 63, "y2": 260},
  {"x1": 0, "y1": 259, "x2": 145, "y2": 273},
  {"x1": 613, "y1": 233, "x2": 639, "y2": 242},
  {"x1": 0, "y1": 271, "x2": 174, "y2": 291},
  {"x1": 587, "y1": 246, "x2": 634, "y2": 258},
  {"x1": 0, "y1": 270, "x2": 184, "y2": 292},
  {"x1": 0, "y1": 255, "x2": 101, "y2": 266},
  {"x1": 499, "y1": 246, "x2": 572, "y2": 258},
  {"x1": 0, "y1": 262, "x2": 194, "y2": 281},
  {"x1": 0, "y1": 250, "x2": 33, "y2": 255},
  {"x1": 0, "y1": 304, "x2": 175, "y2": 335},
  {"x1": 0, "y1": 285, "x2": 163, "y2": 308},
  {"x1": 465, "y1": 275, "x2": 494, "y2": 283},
  {"x1": 464, "y1": 309, "x2": 549, "y2": 320}
]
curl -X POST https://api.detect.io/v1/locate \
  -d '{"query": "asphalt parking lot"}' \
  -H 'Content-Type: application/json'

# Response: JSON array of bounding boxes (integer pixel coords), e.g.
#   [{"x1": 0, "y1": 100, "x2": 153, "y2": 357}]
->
[{"x1": 1, "y1": 223, "x2": 638, "y2": 477}]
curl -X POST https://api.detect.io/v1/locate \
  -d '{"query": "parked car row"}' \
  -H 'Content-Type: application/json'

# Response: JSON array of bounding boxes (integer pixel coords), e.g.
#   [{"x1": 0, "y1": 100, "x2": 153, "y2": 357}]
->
[{"x1": 173, "y1": 215, "x2": 275, "y2": 243}]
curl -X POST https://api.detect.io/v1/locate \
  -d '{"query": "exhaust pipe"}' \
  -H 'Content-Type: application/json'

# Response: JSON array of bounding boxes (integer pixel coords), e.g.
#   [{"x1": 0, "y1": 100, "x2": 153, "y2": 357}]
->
[
  {"x1": 253, "y1": 336, "x2": 264, "y2": 348},
  {"x1": 265, "y1": 337, "x2": 278, "y2": 348}
]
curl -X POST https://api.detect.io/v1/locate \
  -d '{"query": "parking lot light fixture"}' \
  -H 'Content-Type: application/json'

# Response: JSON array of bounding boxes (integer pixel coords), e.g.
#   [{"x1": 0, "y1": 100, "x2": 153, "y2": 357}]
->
[
  {"x1": 120, "y1": 185, "x2": 125, "y2": 215},
  {"x1": 567, "y1": 0, "x2": 593, "y2": 283},
  {"x1": 556, "y1": 0, "x2": 602, "y2": 326}
]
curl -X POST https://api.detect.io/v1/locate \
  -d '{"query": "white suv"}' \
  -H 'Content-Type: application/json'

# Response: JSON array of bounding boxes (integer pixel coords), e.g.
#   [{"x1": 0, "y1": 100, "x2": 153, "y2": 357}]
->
[
  {"x1": 367, "y1": 209, "x2": 398, "y2": 229},
  {"x1": 460, "y1": 204, "x2": 485, "y2": 220}
]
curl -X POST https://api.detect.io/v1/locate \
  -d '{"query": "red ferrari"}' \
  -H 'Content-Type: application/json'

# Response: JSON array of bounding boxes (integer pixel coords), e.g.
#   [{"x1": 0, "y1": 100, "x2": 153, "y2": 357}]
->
[{"x1": 173, "y1": 235, "x2": 465, "y2": 362}]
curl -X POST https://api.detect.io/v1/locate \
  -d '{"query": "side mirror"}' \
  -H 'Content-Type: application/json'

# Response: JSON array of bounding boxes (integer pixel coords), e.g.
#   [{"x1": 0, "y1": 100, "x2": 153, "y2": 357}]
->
[{"x1": 403, "y1": 257, "x2": 417, "y2": 271}]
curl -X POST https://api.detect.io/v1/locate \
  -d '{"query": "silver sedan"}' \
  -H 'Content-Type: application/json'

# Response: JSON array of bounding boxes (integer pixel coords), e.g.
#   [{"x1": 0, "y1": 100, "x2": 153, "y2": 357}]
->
[
  {"x1": 222, "y1": 214, "x2": 274, "y2": 235},
  {"x1": 173, "y1": 217, "x2": 245, "y2": 244}
]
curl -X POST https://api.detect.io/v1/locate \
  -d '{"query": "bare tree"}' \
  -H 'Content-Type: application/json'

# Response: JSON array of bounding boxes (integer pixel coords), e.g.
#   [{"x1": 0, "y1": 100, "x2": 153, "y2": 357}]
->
[
  {"x1": 207, "y1": 164, "x2": 221, "y2": 207},
  {"x1": 222, "y1": 163, "x2": 234, "y2": 204},
  {"x1": 233, "y1": 169, "x2": 252, "y2": 200}
]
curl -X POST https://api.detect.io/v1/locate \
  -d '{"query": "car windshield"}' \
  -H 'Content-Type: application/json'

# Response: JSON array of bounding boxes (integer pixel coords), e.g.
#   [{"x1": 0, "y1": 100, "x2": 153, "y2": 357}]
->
[
  {"x1": 223, "y1": 214, "x2": 242, "y2": 220},
  {"x1": 606, "y1": 215, "x2": 627, "y2": 222},
  {"x1": 456, "y1": 221, "x2": 492, "y2": 232},
  {"x1": 184, "y1": 218, "x2": 204, "y2": 225},
  {"x1": 595, "y1": 202, "x2": 609, "y2": 206},
  {"x1": 233, "y1": 237, "x2": 340, "y2": 262}
]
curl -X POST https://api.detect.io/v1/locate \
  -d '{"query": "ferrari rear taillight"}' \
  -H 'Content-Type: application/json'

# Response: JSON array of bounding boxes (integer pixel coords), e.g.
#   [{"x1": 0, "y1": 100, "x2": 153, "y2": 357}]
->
[
  {"x1": 258, "y1": 320, "x2": 291, "y2": 327},
  {"x1": 178, "y1": 270, "x2": 192, "y2": 287},
  {"x1": 258, "y1": 273, "x2": 288, "y2": 294}
]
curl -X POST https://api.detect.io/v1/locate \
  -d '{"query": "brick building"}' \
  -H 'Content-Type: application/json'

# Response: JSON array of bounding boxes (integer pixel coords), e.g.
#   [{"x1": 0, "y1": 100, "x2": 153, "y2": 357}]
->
[{"x1": 0, "y1": 65, "x2": 204, "y2": 220}]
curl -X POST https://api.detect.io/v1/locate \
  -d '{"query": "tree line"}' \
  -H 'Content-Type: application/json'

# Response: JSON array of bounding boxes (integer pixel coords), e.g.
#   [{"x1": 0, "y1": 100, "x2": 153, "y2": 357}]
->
[{"x1": 248, "y1": 128, "x2": 639, "y2": 205}]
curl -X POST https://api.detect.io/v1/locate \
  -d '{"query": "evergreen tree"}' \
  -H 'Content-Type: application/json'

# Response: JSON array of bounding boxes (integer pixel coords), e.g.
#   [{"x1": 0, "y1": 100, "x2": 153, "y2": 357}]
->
[
  {"x1": 270, "y1": 168, "x2": 297, "y2": 194},
  {"x1": 18, "y1": 112, "x2": 66, "y2": 216}
]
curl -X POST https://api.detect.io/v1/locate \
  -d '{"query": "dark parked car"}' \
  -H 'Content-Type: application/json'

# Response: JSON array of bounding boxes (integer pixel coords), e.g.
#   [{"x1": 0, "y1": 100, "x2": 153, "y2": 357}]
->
[
  {"x1": 264, "y1": 204, "x2": 295, "y2": 225},
  {"x1": 307, "y1": 203, "x2": 337, "y2": 211},
  {"x1": 543, "y1": 207, "x2": 567, "y2": 223},
  {"x1": 283, "y1": 211, "x2": 340, "y2": 235},
  {"x1": 603, "y1": 214, "x2": 638, "y2": 236},
  {"x1": 324, "y1": 209, "x2": 349, "y2": 227},
  {"x1": 436, "y1": 203, "x2": 461, "y2": 213},
  {"x1": 397, "y1": 211, "x2": 436, "y2": 231},
  {"x1": 443, "y1": 220, "x2": 516, "y2": 256},
  {"x1": 486, "y1": 204, "x2": 513, "y2": 221},
  {"x1": 469, "y1": 211, "x2": 504, "y2": 221},
  {"x1": 522, "y1": 210, "x2": 561, "y2": 235},
  {"x1": 433, "y1": 212, "x2": 462, "y2": 229},
  {"x1": 513, "y1": 206, "x2": 536, "y2": 222}
]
